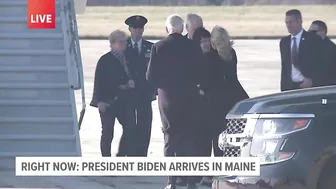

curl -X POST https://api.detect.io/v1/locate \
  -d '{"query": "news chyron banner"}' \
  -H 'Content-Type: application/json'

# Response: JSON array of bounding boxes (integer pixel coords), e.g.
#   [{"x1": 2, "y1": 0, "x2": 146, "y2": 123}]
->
[
  {"x1": 28, "y1": 0, "x2": 56, "y2": 29},
  {"x1": 16, "y1": 157, "x2": 260, "y2": 176}
]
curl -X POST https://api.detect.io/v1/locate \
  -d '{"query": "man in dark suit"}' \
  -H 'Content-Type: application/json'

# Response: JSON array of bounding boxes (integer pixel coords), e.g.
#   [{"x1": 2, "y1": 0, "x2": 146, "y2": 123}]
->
[
  {"x1": 309, "y1": 20, "x2": 336, "y2": 86},
  {"x1": 179, "y1": 12, "x2": 203, "y2": 187},
  {"x1": 184, "y1": 13, "x2": 203, "y2": 40},
  {"x1": 280, "y1": 9, "x2": 324, "y2": 91},
  {"x1": 124, "y1": 15, "x2": 155, "y2": 156},
  {"x1": 90, "y1": 30, "x2": 136, "y2": 157},
  {"x1": 146, "y1": 14, "x2": 204, "y2": 189}
]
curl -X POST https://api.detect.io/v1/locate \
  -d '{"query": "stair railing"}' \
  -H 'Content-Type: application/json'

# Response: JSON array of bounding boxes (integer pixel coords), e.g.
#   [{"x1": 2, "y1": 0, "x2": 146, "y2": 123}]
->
[{"x1": 60, "y1": 0, "x2": 86, "y2": 130}]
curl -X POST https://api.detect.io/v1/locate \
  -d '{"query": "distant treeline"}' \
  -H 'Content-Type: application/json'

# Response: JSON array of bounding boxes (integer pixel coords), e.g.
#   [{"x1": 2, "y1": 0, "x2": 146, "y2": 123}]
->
[{"x1": 87, "y1": 0, "x2": 336, "y2": 6}]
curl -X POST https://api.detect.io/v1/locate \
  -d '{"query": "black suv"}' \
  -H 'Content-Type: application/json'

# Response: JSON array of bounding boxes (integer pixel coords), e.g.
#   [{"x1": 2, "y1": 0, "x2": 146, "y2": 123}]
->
[{"x1": 213, "y1": 86, "x2": 336, "y2": 189}]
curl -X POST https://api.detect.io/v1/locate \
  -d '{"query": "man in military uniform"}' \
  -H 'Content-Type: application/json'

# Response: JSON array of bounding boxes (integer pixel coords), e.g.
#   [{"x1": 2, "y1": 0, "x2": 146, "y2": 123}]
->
[{"x1": 124, "y1": 15, "x2": 156, "y2": 156}]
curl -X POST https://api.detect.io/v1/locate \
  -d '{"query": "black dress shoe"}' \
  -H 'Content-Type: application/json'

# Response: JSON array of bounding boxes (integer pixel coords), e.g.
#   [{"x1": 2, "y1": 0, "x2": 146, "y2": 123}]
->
[
  {"x1": 200, "y1": 176, "x2": 213, "y2": 187},
  {"x1": 164, "y1": 184, "x2": 176, "y2": 189},
  {"x1": 195, "y1": 176, "x2": 203, "y2": 183},
  {"x1": 176, "y1": 177, "x2": 187, "y2": 186},
  {"x1": 187, "y1": 183, "x2": 198, "y2": 189}
]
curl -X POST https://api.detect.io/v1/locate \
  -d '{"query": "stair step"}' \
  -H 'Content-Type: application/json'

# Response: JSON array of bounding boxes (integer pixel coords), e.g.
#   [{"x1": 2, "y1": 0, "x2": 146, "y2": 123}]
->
[
  {"x1": 0, "y1": 66, "x2": 68, "y2": 83},
  {"x1": 0, "y1": 55, "x2": 66, "y2": 66},
  {"x1": 0, "y1": 0, "x2": 61, "y2": 6},
  {"x1": 0, "y1": 140, "x2": 78, "y2": 153},
  {"x1": 0, "y1": 1, "x2": 61, "y2": 18},
  {"x1": 0, "y1": 66, "x2": 66, "y2": 72},
  {"x1": 0, "y1": 152, "x2": 78, "y2": 158},
  {"x1": 0, "y1": 32, "x2": 64, "y2": 51},
  {"x1": 0, "y1": 135, "x2": 76, "y2": 140},
  {"x1": 0, "y1": 153, "x2": 80, "y2": 170},
  {"x1": 0, "y1": 17, "x2": 61, "y2": 22},
  {"x1": 0, "y1": 88, "x2": 70, "y2": 101},
  {"x1": 0, "y1": 49, "x2": 64, "y2": 56},
  {"x1": 0, "y1": 33, "x2": 63, "y2": 39},
  {"x1": 0, "y1": 17, "x2": 62, "y2": 33},
  {"x1": 0, "y1": 104, "x2": 73, "y2": 118},
  {"x1": 0, "y1": 1, "x2": 29, "y2": 6},
  {"x1": 0, "y1": 100, "x2": 70, "y2": 106},
  {"x1": 0, "y1": 121, "x2": 75, "y2": 136},
  {"x1": 0, "y1": 83, "x2": 69, "y2": 89},
  {"x1": 0, "y1": 117, "x2": 73, "y2": 123}
]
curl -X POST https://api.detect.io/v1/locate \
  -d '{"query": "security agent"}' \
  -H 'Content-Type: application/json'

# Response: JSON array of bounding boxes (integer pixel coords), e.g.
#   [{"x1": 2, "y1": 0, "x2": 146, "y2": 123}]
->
[
  {"x1": 124, "y1": 15, "x2": 156, "y2": 156},
  {"x1": 309, "y1": 20, "x2": 336, "y2": 86}
]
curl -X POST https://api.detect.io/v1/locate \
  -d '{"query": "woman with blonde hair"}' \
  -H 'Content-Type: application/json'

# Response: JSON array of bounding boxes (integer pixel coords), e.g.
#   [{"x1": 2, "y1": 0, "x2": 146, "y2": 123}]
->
[
  {"x1": 211, "y1": 26, "x2": 234, "y2": 61},
  {"x1": 197, "y1": 25, "x2": 249, "y2": 157},
  {"x1": 194, "y1": 26, "x2": 248, "y2": 186},
  {"x1": 210, "y1": 25, "x2": 248, "y2": 106}
]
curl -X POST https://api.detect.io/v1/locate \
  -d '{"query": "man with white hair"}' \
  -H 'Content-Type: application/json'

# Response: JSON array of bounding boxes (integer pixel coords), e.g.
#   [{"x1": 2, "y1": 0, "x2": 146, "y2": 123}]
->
[
  {"x1": 185, "y1": 13, "x2": 203, "y2": 40},
  {"x1": 146, "y1": 14, "x2": 204, "y2": 189}
]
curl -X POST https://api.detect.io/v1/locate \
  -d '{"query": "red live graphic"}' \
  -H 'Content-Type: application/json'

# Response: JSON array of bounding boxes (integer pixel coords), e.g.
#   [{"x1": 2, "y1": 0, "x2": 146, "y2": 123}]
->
[{"x1": 28, "y1": 0, "x2": 56, "y2": 29}]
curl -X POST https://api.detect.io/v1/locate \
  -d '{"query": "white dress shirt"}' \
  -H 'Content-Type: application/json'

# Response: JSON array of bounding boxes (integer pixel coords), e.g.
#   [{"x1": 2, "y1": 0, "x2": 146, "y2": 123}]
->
[
  {"x1": 131, "y1": 38, "x2": 142, "y2": 54},
  {"x1": 291, "y1": 29, "x2": 305, "y2": 82}
]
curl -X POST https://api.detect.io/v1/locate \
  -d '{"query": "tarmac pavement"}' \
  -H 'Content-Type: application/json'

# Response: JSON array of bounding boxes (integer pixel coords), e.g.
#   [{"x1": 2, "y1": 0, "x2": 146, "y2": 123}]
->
[{"x1": 1, "y1": 39, "x2": 335, "y2": 189}]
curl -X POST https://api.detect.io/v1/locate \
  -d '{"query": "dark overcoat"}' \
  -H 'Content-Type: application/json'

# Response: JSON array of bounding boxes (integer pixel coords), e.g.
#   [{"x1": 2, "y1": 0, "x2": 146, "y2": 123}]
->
[
  {"x1": 319, "y1": 37, "x2": 336, "y2": 86},
  {"x1": 90, "y1": 52, "x2": 131, "y2": 107},
  {"x1": 199, "y1": 48, "x2": 249, "y2": 132},
  {"x1": 146, "y1": 33, "x2": 205, "y2": 133}
]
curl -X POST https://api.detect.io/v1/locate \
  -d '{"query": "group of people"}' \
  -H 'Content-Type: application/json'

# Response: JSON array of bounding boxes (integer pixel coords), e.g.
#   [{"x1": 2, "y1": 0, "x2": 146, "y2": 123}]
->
[
  {"x1": 280, "y1": 9, "x2": 336, "y2": 91},
  {"x1": 90, "y1": 15, "x2": 155, "y2": 158},
  {"x1": 146, "y1": 14, "x2": 250, "y2": 189},
  {"x1": 90, "y1": 8, "x2": 336, "y2": 189}
]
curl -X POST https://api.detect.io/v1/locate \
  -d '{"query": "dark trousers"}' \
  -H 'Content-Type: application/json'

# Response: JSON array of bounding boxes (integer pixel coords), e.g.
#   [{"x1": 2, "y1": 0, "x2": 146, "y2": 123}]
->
[
  {"x1": 164, "y1": 131, "x2": 197, "y2": 186},
  {"x1": 197, "y1": 129, "x2": 223, "y2": 157},
  {"x1": 283, "y1": 81, "x2": 303, "y2": 91},
  {"x1": 134, "y1": 100, "x2": 153, "y2": 156},
  {"x1": 197, "y1": 96, "x2": 224, "y2": 157},
  {"x1": 291, "y1": 81, "x2": 303, "y2": 90},
  {"x1": 99, "y1": 102, "x2": 136, "y2": 157}
]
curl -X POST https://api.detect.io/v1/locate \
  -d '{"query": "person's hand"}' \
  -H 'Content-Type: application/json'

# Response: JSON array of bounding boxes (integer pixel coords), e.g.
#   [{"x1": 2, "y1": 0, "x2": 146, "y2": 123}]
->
[
  {"x1": 128, "y1": 80, "x2": 135, "y2": 88},
  {"x1": 98, "y1": 102, "x2": 110, "y2": 112},
  {"x1": 300, "y1": 78, "x2": 313, "y2": 88}
]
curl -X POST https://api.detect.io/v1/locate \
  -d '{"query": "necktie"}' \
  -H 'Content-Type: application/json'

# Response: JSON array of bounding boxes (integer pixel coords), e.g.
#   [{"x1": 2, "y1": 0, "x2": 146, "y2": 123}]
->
[
  {"x1": 291, "y1": 37, "x2": 299, "y2": 67},
  {"x1": 133, "y1": 43, "x2": 139, "y2": 55}
]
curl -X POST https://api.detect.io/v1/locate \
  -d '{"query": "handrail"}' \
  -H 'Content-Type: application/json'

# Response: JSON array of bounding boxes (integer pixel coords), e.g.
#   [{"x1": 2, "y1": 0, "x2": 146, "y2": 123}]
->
[{"x1": 63, "y1": 0, "x2": 86, "y2": 129}]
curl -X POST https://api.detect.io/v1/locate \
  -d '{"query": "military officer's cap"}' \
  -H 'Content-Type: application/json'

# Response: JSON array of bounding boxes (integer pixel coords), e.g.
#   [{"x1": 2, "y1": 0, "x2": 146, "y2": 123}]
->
[{"x1": 125, "y1": 15, "x2": 148, "y2": 28}]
